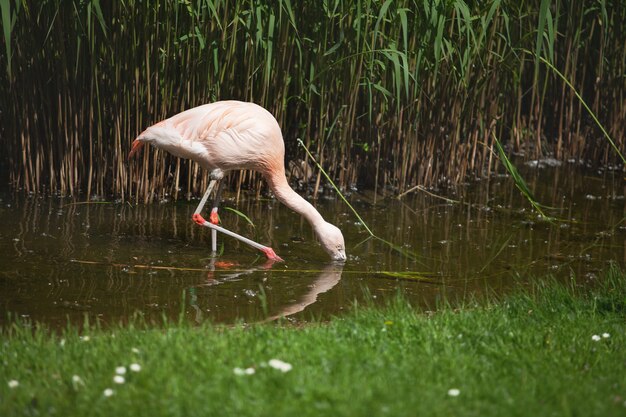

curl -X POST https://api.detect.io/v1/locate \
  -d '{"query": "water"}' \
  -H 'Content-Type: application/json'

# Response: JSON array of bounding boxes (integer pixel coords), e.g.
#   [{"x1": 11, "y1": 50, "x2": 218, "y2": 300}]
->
[{"x1": 0, "y1": 164, "x2": 623, "y2": 327}]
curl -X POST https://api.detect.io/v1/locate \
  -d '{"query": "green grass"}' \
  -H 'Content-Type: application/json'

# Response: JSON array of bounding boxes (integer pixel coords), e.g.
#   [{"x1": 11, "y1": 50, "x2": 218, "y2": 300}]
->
[{"x1": 2, "y1": 268, "x2": 626, "y2": 416}]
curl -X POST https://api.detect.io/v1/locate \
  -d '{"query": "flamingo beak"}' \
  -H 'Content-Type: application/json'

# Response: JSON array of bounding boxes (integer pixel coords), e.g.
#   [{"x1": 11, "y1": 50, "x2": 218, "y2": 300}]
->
[{"x1": 128, "y1": 139, "x2": 145, "y2": 161}]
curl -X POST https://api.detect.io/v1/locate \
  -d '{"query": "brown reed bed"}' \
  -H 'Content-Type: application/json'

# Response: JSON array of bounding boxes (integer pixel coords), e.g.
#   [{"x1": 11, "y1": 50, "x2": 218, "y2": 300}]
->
[{"x1": 0, "y1": 0, "x2": 623, "y2": 202}]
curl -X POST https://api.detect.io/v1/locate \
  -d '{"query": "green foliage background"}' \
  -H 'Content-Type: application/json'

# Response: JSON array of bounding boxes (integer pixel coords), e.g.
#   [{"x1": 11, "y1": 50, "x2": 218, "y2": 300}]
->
[{"x1": 0, "y1": 0, "x2": 624, "y2": 201}]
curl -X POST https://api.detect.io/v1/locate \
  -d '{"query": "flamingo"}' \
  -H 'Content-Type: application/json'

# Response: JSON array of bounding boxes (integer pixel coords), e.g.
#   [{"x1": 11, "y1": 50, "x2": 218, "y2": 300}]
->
[{"x1": 128, "y1": 100, "x2": 347, "y2": 262}]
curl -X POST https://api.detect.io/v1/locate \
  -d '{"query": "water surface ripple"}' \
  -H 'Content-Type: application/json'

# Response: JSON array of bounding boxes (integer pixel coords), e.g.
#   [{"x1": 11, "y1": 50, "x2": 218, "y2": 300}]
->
[{"x1": 0, "y1": 165, "x2": 623, "y2": 327}]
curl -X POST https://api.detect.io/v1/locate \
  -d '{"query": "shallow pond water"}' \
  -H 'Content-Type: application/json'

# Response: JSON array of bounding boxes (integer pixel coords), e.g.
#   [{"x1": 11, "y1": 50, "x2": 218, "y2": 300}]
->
[{"x1": 0, "y1": 164, "x2": 624, "y2": 327}]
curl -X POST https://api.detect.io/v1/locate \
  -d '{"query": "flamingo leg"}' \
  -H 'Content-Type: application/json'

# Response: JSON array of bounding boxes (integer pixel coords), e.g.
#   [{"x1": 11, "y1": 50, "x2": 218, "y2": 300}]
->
[
  {"x1": 195, "y1": 220, "x2": 283, "y2": 262},
  {"x1": 191, "y1": 180, "x2": 283, "y2": 262},
  {"x1": 193, "y1": 180, "x2": 217, "y2": 217},
  {"x1": 193, "y1": 180, "x2": 218, "y2": 253},
  {"x1": 209, "y1": 180, "x2": 225, "y2": 253}
]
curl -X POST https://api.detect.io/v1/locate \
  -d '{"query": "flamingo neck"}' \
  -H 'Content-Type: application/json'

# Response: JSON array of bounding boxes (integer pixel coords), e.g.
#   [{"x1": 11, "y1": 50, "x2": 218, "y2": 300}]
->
[{"x1": 265, "y1": 170, "x2": 326, "y2": 231}]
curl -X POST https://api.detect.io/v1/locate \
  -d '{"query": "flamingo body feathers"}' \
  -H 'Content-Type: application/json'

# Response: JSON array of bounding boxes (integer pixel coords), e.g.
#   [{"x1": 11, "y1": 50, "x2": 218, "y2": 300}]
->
[{"x1": 136, "y1": 101, "x2": 284, "y2": 174}]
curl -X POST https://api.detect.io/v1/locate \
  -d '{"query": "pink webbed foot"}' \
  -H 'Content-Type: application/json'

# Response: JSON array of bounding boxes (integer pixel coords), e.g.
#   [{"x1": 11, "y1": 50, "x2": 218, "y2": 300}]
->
[
  {"x1": 261, "y1": 247, "x2": 284, "y2": 262},
  {"x1": 192, "y1": 213, "x2": 207, "y2": 226},
  {"x1": 209, "y1": 208, "x2": 219, "y2": 225}
]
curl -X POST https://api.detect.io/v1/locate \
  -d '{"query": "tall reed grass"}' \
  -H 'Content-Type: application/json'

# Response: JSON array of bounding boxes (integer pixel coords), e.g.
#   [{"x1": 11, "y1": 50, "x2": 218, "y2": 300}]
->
[{"x1": 0, "y1": 0, "x2": 624, "y2": 201}]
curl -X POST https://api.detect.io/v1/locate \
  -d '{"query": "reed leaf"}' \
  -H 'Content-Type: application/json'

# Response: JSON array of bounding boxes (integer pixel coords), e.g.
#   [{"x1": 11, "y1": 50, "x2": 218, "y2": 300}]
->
[
  {"x1": 0, "y1": 0, "x2": 14, "y2": 78},
  {"x1": 223, "y1": 207, "x2": 256, "y2": 228},
  {"x1": 493, "y1": 133, "x2": 549, "y2": 219},
  {"x1": 534, "y1": 0, "x2": 551, "y2": 76}
]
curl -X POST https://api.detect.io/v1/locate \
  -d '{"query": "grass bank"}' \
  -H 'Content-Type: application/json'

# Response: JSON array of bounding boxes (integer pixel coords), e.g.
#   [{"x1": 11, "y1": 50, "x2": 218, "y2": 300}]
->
[{"x1": 2, "y1": 268, "x2": 626, "y2": 416}]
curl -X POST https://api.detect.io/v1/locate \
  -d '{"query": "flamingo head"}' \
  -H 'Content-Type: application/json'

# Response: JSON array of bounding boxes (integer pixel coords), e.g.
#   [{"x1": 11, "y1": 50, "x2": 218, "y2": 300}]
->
[{"x1": 316, "y1": 222, "x2": 347, "y2": 262}]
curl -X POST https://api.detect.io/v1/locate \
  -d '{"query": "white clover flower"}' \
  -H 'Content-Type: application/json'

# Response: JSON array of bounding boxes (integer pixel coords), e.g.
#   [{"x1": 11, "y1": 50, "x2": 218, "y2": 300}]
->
[
  {"x1": 268, "y1": 359, "x2": 292, "y2": 373},
  {"x1": 233, "y1": 367, "x2": 255, "y2": 376},
  {"x1": 602, "y1": 333, "x2": 610, "y2": 339},
  {"x1": 72, "y1": 375, "x2": 84, "y2": 385},
  {"x1": 115, "y1": 366, "x2": 127, "y2": 375},
  {"x1": 80, "y1": 336, "x2": 90, "y2": 342},
  {"x1": 8, "y1": 380, "x2": 19, "y2": 389},
  {"x1": 131, "y1": 348, "x2": 140, "y2": 354},
  {"x1": 130, "y1": 363, "x2": 141, "y2": 372},
  {"x1": 592, "y1": 335, "x2": 601, "y2": 341},
  {"x1": 447, "y1": 388, "x2": 461, "y2": 397},
  {"x1": 113, "y1": 375, "x2": 125, "y2": 384},
  {"x1": 103, "y1": 388, "x2": 114, "y2": 397}
]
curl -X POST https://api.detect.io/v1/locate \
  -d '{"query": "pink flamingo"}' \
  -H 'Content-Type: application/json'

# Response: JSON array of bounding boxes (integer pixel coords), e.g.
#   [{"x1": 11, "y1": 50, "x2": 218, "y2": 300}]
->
[{"x1": 128, "y1": 101, "x2": 346, "y2": 262}]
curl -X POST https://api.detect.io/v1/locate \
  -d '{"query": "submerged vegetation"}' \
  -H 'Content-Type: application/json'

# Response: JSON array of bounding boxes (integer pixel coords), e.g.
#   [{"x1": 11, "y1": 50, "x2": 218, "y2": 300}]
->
[
  {"x1": 2, "y1": 268, "x2": 626, "y2": 416},
  {"x1": 0, "y1": 0, "x2": 624, "y2": 201}
]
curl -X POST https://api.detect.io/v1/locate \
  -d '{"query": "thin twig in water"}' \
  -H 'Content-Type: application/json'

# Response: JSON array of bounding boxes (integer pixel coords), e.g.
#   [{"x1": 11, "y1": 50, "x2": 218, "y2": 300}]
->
[
  {"x1": 69, "y1": 259, "x2": 436, "y2": 283},
  {"x1": 397, "y1": 184, "x2": 459, "y2": 203}
]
